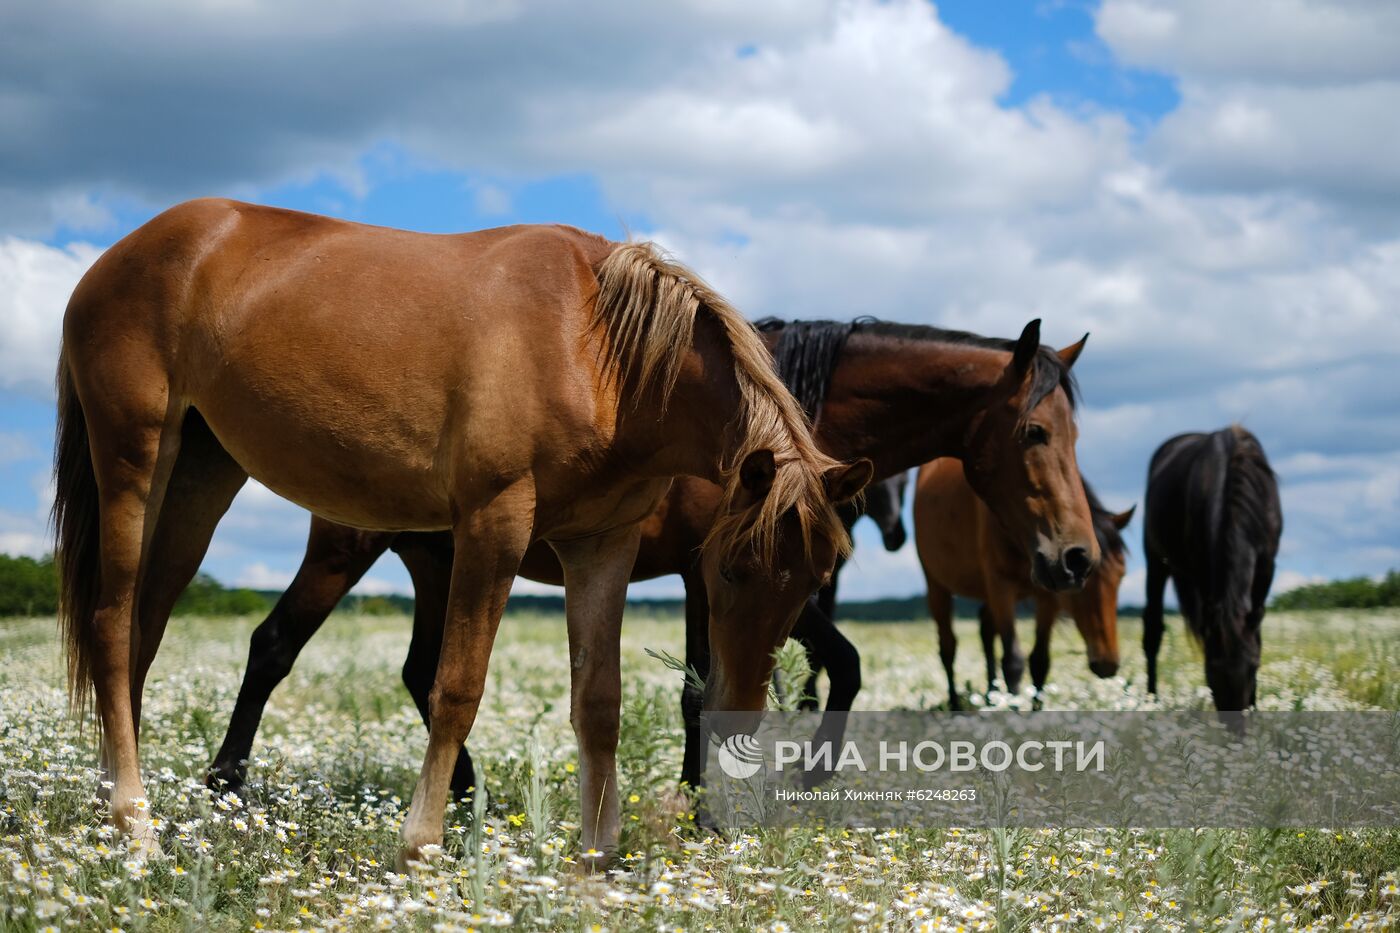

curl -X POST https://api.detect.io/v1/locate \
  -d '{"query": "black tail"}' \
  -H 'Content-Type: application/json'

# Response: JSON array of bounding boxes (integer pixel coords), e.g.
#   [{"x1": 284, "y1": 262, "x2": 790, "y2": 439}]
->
[{"x1": 52, "y1": 350, "x2": 102, "y2": 724}]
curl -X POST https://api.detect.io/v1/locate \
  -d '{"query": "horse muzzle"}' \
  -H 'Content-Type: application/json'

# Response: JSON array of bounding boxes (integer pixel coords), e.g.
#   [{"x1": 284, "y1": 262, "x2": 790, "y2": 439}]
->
[{"x1": 1032, "y1": 546, "x2": 1095, "y2": 592}]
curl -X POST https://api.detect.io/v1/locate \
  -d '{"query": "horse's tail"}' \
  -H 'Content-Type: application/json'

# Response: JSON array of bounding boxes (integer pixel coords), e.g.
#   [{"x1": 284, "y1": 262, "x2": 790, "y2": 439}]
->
[
  {"x1": 52, "y1": 349, "x2": 102, "y2": 724},
  {"x1": 1208, "y1": 426, "x2": 1278, "y2": 631}
]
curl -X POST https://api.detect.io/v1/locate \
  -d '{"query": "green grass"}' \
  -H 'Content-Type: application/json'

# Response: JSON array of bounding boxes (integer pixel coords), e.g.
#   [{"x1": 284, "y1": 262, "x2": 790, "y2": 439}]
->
[{"x1": 1, "y1": 608, "x2": 1398, "y2": 930}]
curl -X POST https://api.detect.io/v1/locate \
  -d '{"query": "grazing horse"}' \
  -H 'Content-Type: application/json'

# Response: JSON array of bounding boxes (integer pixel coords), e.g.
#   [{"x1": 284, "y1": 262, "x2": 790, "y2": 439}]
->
[
  {"x1": 52, "y1": 199, "x2": 870, "y2": 867},
  {"x1": 208, "y1": 316, "x2": 1099, "y2": 798},
  {"x1": 1143, "y1": 426, "x2": 1282, "y2": 710},
  {"x1": 914, "y1": 458, "x2": 1134, "y2": 708}
]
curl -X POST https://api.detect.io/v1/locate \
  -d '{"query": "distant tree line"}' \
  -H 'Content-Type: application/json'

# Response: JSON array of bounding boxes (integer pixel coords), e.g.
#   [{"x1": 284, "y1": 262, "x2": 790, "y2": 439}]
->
[
  {"x1": 3, "y1": 552, "x2": 1396, "y2": 618},
  {"x1": 0, "y1": 554, "x2": 277, "y2": 617},
  {"x1": 1271, "y1": 571, "x2": 1400, "y2": 610},
  {"x1": 0, "y1": 554, "x2": 58, "y2": 616}
]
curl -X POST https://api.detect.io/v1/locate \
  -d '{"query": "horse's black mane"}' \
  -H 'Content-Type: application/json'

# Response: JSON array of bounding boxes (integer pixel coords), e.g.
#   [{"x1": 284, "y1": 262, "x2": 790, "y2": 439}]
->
[
  {"x1": 755, "y1": 318, "x2": 857, "y2": 418},
  {"x1": 1082, "y1": 478, "x2": 1126, "y2": 559},
  {"x1": 755, "y1": 316, "x2": 1078, "y2": 419}
]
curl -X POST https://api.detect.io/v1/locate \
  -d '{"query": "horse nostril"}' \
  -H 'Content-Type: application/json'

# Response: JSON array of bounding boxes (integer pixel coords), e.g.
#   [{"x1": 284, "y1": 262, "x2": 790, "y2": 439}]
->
[{"x1": 1064, "y1": 546, "x2": 1091, "y2": 581}]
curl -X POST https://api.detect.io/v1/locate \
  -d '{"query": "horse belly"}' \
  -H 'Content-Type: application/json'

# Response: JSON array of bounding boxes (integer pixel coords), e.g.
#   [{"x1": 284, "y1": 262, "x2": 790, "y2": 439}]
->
[{"x1": 190, "y1": 380, "x2": 453, "y2": 531}]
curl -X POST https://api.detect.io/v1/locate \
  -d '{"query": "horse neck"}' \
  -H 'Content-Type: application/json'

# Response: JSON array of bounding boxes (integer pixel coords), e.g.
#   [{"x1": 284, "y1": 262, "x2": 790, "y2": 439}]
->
[
  {"x1": 816, "y1": 332, "x2": 1010, "y2": 476},
  {"x1": 618, "y1": 314, "x2": 756, "y2": 485}
]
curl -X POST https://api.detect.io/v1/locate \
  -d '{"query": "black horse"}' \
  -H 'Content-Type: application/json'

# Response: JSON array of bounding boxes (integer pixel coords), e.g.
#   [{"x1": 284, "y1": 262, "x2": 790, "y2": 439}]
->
[{"x1": 1143, "y1": 426, "x2": 1282, "y2": 710}]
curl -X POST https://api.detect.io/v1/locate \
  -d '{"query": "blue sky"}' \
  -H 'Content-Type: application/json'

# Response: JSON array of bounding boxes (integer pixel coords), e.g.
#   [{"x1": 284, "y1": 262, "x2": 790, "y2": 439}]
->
[{"x1": 2, "y1": 0, "x2": 1398, "y2": 603}]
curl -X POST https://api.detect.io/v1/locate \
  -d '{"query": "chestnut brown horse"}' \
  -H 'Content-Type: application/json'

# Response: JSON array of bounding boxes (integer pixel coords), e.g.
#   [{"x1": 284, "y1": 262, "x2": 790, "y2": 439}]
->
[
  {"x1": 915, "y1": 458, "x2": 1133, "y2": 709},
  {"x1": 52, "y1": 199, "x2": 871, "y2": 867},
  {"x1": 1144, "y1": 426, "x2": 1281, "y2": 711},
  {"x1": 207, "y1": 317, "x2": 1100, "y2": 799}
]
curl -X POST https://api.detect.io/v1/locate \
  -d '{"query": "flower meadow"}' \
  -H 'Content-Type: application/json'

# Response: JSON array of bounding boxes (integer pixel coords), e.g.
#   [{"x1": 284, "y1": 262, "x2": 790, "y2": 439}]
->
[{"x1": 2, "y1": 609, "x2": 1399, "y2": 932}]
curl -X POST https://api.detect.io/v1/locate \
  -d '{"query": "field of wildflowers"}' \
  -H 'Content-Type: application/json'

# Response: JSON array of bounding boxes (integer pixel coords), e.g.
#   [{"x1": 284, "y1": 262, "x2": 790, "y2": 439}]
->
[{"x1": 2, "y1": 608, "x2": 1398, "y2": 931}]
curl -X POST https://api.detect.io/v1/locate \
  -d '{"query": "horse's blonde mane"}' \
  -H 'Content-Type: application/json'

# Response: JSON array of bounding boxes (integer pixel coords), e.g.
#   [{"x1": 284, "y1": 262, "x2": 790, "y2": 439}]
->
[{"x1": 593, "y1": 241, "x2": 851, "y2": 569}]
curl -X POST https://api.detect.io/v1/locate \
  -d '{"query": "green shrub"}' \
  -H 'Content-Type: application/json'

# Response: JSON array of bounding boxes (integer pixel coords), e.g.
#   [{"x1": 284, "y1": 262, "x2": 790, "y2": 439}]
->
[
  {"x1": 0, "y1": 554, "x2": 59, "y2": 616},
  {"x1": 1272, "y1": 570, "x2": 1400, "y2": 610}
]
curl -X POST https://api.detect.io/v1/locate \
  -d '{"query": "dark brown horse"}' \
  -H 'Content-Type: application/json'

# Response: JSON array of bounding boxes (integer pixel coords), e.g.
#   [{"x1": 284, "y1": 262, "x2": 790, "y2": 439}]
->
[
  {"x1": 914, "y1": 458, "x2": 1134, "y2": 708},
  {"x1": 208, "y1": 317, "x2": 1100, "y2": 798},
  {"x1": 52, "y1": 199, "x2": 869, "y2": 867},
  {"x1": 1143, "y1": 426, "x2": 1282, "y2": 710}
]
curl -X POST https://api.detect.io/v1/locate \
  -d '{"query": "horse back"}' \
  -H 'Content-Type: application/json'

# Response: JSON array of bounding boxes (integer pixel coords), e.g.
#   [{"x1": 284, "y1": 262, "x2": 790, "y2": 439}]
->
[
  {"x1": 64, "y1": 199, "x2": 623, "y2": 531},
  {"x1": 1144, "y1": 427, "x2": 1282, "y2": 625}
]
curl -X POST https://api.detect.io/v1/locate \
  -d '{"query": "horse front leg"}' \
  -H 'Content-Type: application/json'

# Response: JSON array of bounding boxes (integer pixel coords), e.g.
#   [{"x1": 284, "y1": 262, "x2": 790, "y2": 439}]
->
[
  {"x1": 679, "y1": 563, "x2": 711, "y2": 790},
  {"x1": 985, "y1": 590, "x2": 1024, "y2": 696},
  {"x1": 1029, "y1": 598, "x2": 1057, "y2": 710},
  {"x1": 209, "y1": 518, "x2": 389, "y2": 792},
  {"x1": 793, "y1": 597, "x2": 860, "y2": 789},
  {"x1": 551, "y1": 525, "x2": 641, "y2": 868},
  {"x1": 398, "y1": 485, "x2": 534, "y2": 870},
  {"x1": 394, "y1": 533, "x2": 478, "y2": 803},
  {"x1": 977, "y1": 604, "x2": 999, "y2": 693}
]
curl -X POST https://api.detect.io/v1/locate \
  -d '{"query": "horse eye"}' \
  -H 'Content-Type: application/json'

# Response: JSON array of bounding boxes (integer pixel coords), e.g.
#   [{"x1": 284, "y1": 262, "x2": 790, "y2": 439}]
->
[
  {"x1": 720, "y1": 565, "x2": 736, "y2": 584},
  {"x1": 1025, "y1": 424, "x2": 1049, "y2": 445}
]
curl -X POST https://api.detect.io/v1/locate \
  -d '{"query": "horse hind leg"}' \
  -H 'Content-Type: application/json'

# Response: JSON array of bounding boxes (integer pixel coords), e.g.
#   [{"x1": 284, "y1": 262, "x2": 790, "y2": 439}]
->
[
  {"x1": 68, "y1": 366, "x2": 185, "y2": 855},
  {"x1": 927, "y1": 584, "x2": 960, "y2": 711},
  {"x1": 131, "y1": 411, "x2": 248, "y2": 733},
  {"x1": 1142, "y1": 554, "x2": 1169, "y2": 696}
]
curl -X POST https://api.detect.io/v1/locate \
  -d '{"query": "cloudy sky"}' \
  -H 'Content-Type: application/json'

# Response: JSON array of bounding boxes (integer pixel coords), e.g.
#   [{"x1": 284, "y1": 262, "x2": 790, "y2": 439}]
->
[{"x1": 2, "y1": 0, "x2": 1398, "y2": 604}]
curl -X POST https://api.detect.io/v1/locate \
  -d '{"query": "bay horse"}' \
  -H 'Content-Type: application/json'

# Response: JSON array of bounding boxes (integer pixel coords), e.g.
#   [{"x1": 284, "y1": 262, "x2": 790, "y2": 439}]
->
[
  {"x1": 914, "y1": 458, "x2": 1134, "y2": 709},
  {"x1": 1143, "y1": 426, "x2": 1282, "y2": 710},
  {"x1": 52, "y1": 199, "x2": 871, "y2": 867},
  {"x1": 208, "y1": 317, "x2": 1100, "y2": 798}
]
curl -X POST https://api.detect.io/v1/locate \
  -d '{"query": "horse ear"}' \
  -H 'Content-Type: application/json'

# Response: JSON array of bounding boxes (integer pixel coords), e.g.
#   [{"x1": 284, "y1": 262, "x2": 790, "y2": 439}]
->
[
  {"x1": 1008, "y1": 319, "x2": 1041, "y2": 378},
  {"x1": 1058, "y1": 333, "x2": 1089, "y2": 370},
  {"x1": 825, "y1": 458, "x2": 873, "y2": 504},
  {"x1": 738, "y1": 449, "x2": 777, "y2": 499},
  {"x1": 1112, "y1": 505, "x2": 1136, "y2": 530}
]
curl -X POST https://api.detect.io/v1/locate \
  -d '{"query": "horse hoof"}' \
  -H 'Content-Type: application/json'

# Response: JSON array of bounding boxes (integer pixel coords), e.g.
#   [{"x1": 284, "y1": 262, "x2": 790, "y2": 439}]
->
[
  {"x1": 693, "y1": 803, "x2": 721, "y2": 833},
  {"x1": 396, "y1": 842, "x2": 443, "y2": 873},
  {"x1": 127, "y1": 820, "x2": 163, "y2": 860},
  {"x1": 205, "y1": 764, "x2": 247, "y2": 797},
  {"x1": 450, "y1": 784, "x2": 487, "y2": 810},
  {"x1": 656, "y1": 786, "x2": 691, "y2": 821},
  {"x1": 575, "y1": 848, "x2": 614, "y2": 874}
]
